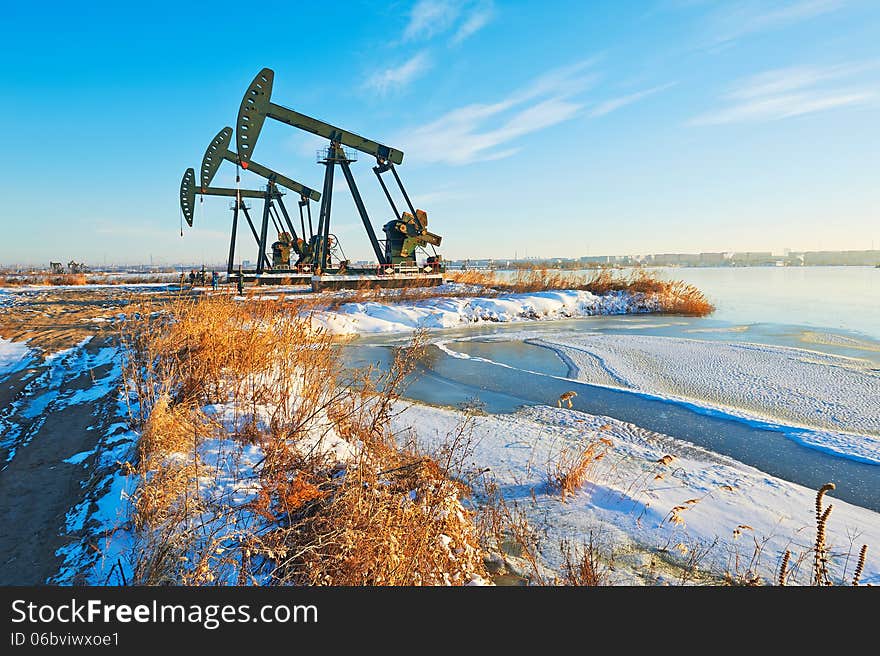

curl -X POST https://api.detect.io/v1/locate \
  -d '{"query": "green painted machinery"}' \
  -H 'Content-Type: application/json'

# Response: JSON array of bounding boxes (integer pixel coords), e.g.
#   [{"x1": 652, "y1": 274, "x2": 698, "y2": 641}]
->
[
  {"x1": 382, "y1": 210, "x2": 442, "y2": 265},
  {"x1": 180, "y1": 67, "x2": 444, "y2": 277},
  {"x1": 236, "y1": 68, "x2": 443, "y2": 273}
]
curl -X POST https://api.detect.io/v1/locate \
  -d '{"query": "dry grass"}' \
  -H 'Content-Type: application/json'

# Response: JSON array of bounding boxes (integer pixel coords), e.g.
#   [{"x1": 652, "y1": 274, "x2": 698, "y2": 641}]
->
[
  {"x1": 119, "y1": 295, "x2": 489, "y2": 586},
  {"x1": 317, "y1": 279, "x2": 464, "y2": 310},
  {"x1": 311, "y1": 267, "x2": 713, "y2": 316},
  {"x1": 558, "y1": 535, "x2": 607, "y2": 586},
  {"x1": 0, "y1": 273, "x2": 89, "y2": 286},
  {"x1": 546, "y1": 439, "x2": 612, "y2": 501},
  {"x1": 444, "y1": 268, "x2": 714, "y2": 316}
]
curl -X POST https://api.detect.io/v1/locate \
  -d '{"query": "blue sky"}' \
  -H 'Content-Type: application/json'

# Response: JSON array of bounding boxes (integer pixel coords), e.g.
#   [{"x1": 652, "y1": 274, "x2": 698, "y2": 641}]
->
[{"x1": 1, "y1": 0, "x2": 878, "y2": 265}]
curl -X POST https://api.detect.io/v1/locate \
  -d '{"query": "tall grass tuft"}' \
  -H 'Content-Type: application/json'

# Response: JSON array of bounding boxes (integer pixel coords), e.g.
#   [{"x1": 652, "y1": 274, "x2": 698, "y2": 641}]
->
[
  {"x1": 852, "y1": 545, "x2": 868, "y2": 586},
  {"x1": 813, "y1": 483, "x2": 835, "y2": 586},
  {"x1": 546, "y1": 439, "x2": 612, "y2": 501}
]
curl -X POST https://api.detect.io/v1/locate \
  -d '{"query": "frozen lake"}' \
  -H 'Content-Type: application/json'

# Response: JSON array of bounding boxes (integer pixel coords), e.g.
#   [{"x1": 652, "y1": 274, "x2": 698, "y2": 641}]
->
[{"x1": 342, "y1": 266, "x2": 880, "y2": 511}]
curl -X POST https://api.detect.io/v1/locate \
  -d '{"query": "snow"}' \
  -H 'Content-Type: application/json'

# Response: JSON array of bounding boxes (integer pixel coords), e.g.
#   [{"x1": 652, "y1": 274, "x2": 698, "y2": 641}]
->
[
  {"x1": 63, "y1": 448, "x2": 97, "y2": 465},
  {"x1": 0, "y1": 337, "x2": 32, "y2": 376},
  {"x1": 519, "y1": 333, "x2": 880, "y2": 464},
  {"x1": 197, "y1": 438, "x2": 265, "y2": 507},
  {"x1": 392, "y1": 401, "x2": 880, "y2": 585},
  {"x1": 204, "y1": 394, "x2": 360, "y2": 465},
  {"x1": 312, "y1": 289, "x2": 657, "y2": 335},
  {"x1": 0, "y1": 282, "x2": 175, "y2": 292}
]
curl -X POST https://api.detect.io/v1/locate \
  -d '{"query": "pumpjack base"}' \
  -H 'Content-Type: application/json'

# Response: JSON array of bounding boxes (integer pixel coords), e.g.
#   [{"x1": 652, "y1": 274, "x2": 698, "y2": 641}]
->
[
  {"x1": 227, "y1": 271, "x2": 313, "y2": 285},
  {"x1": 311, "y1": 273, "x2": 444, "y2": 292},
  {"x1": 226, "y1": 269, "x2": 445, "y2": 291}
]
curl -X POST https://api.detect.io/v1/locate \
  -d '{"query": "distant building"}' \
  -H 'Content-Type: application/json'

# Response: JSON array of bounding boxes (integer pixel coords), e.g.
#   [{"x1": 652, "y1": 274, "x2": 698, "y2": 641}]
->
[
  {"x1": 729, "y1": 251, "x2": 774, "y2": 266},
  {"x1": 699, "y1": 252, "x2": 726, "y2": 265},
  {"x1": 802, "y1": 250, "x2": 880, "y2": 266},
  {"x1": 650, "y1": 253, "x2": 701, "y2": 266}
]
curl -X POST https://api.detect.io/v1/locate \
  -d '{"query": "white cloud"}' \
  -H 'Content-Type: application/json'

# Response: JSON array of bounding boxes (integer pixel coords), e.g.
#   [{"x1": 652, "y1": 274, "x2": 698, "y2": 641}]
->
[
  {"x1": 729, "y1": 62, "x2": 876, "y2": 98},
  {"x1": 451, "y1": 1, "x2": 494, "y2": 44},
  {"x1": 397, "y1": 60, "x2": 598, "y2": 164},
  {"x1": 397, "y1": 57, "x2": 670, "y2": 165},
  {"x1": 589, "y1": 83, "x2": 676, "y2": 117},
  {"x1": 403, "y1": 0, "x2": 461, "y2": 41},
  {"x1": 402, "y1": 0, "x2": 495, "y2": 44},
  {"x1": 364, "y1": 51, "x2": 431, "y2": 94},
  {"x1": 700, "y1": 0, "x2": 846, "y2": 48},
  {"x1": 693, "y1": 90, "x2": 873, "y2": 124},
  {"x1": 692, "y1": 63, "x2": 877, "y2": 125}
]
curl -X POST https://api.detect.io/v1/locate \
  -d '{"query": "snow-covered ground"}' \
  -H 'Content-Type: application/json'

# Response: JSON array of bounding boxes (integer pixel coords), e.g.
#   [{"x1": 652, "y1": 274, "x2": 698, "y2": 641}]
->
[
  {"x1": 0, "y1": 282, "x2": 175, "y2": 293},
  {"x1": 393, "y1": 401, "x2": 880, "y2": 585},
  {"x1": 3, "y1": 284, "x2": 873, "y2": 586},
  {"x1": 0, "y1": 337, "x2": 32, "y2": 376},
  {"x1": 312, "y1": 289, "x2": 658, "y2": 334}
]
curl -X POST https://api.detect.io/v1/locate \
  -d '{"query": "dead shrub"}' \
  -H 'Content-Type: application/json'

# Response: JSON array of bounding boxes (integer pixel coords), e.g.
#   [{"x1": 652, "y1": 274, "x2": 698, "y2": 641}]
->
[
  {"x1": 558, "y1": 534, "x2": 607, "y2": 586},
  {"x1": 546, "y1": 440, "x2": 611, "y2": 501}
]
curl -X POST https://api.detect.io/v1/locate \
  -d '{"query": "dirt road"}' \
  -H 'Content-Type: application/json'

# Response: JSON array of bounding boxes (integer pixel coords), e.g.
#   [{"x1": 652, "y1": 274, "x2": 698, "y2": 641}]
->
[{"x1": 0, "y1": 286, "x2": 165, "y2": 584}]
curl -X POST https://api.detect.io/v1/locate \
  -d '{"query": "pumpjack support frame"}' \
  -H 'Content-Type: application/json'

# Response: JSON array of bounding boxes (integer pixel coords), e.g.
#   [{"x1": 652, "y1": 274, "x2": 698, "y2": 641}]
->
[
  {"x1": 197, "y1": 127, "x2": 324, "y2": 274},
  {"x1": 179, "y1": 67, "x2": 444, "y2": 289},
  {"x1": 234, "y1": 67, "x2": 442, "y2": 274},
  {"x1": 180, "y1": 167, "x2": 282, "y2": 273}
]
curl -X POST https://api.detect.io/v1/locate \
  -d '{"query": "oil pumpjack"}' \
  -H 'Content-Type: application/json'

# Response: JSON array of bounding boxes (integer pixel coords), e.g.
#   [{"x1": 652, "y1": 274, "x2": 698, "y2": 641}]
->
[{"x1": 180, "y1": 67, "x2": 444, "y2": 290}]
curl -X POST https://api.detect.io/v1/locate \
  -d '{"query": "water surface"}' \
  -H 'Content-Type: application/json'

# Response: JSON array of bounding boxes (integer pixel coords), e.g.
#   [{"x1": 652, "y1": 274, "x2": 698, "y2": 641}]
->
[{"x1": 341, "y1": 266, "x2": 880, "y2": 511}]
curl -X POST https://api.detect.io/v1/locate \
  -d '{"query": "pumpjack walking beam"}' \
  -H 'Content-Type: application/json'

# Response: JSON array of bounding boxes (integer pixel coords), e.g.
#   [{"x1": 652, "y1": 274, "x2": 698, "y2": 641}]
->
[
  {"x1": 200, "y1": 126, "x2": 320, "y2": 203},
  {"x1": 180, "y1": 167, "x2": 276, "y2": 272},
  {"x1": 237, "y1": 69, "x2": 403, "y2": 165},
  {"x1": 236, "y1": 68, "x2": 439, "y2": 270},
  {"x1": 198, "y1": 127, "x2": 323, "y2": 271}
]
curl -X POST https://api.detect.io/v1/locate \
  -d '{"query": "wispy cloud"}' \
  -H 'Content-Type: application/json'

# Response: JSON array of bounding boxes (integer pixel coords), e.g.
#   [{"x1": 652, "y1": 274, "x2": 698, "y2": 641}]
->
[
  {"x1": 699, "y1": 0, "x2": 846, "y2": 49},
  {"x1": 397, "y1": 60, "x2": 599, "y2": 164},
  {"x1": 589, "y1": 83, "x2": 677, "y2": 117},
  {"x1": 364, "y1": 51, "x2": 431, "y2": 94},
  {"x1": 403, "y1": 1, "x2": 462, "y2": 41},
  {"x1": 451, "y1": 1, "x2": 494, "y2": 44},
  {"x1": 691, "y1": 63, "x2": 877, "y2": 125},
  {"x1": 403, "y1": 0, "x2": 495, "y2": 44}
]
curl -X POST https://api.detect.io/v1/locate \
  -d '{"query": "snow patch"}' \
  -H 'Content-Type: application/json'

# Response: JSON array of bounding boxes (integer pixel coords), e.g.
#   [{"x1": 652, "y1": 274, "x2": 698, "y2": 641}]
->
[
  {"x1": 312, "y1": 289, "x2": 657, "y2": 335},
  {"x1": 0, "y1": 337, "x2": 32, "y2": 376}
]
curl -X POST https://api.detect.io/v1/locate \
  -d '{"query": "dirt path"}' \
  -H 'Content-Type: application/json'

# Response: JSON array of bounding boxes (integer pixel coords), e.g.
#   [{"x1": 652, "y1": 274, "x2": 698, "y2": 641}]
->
[
  {"x1": 0, "y1": 335, "x2": 122, "y2": 583},
  {"x1": 0, "y1": 286, "x2": 164, "y2": 584}
]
